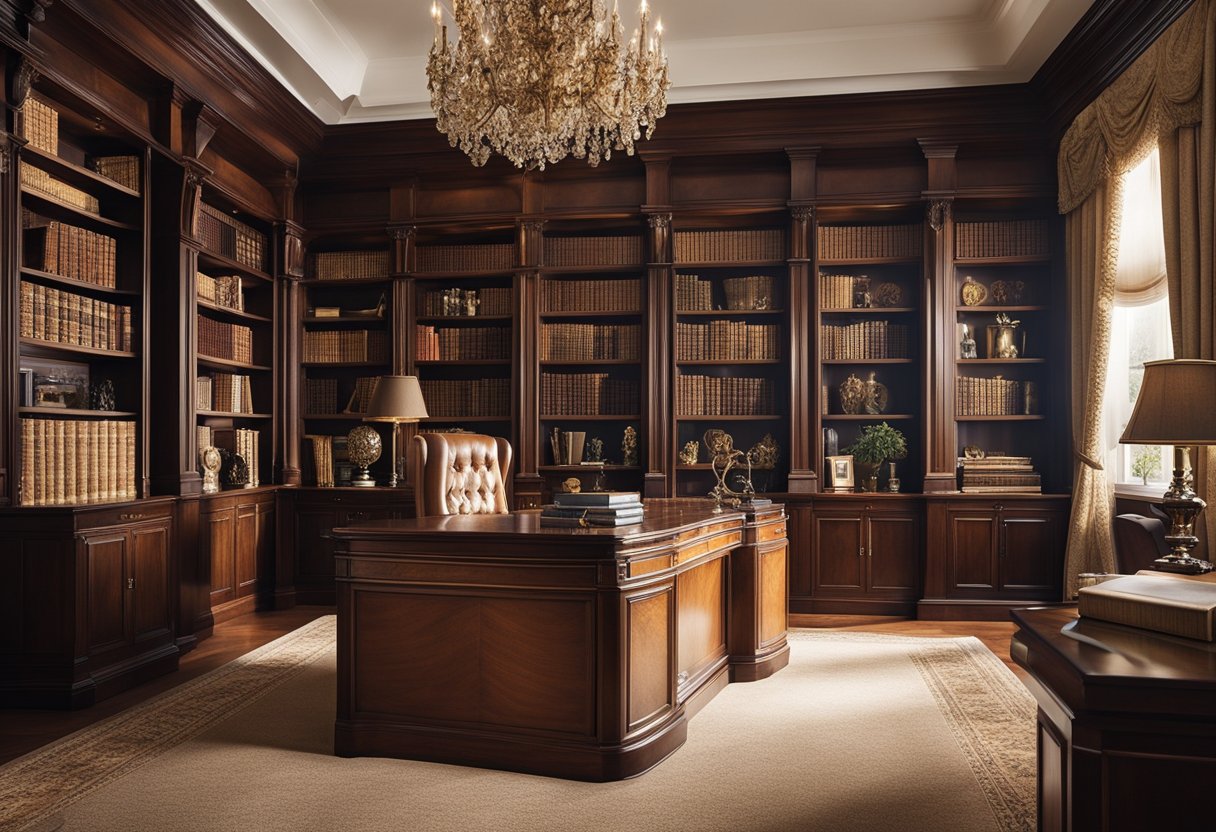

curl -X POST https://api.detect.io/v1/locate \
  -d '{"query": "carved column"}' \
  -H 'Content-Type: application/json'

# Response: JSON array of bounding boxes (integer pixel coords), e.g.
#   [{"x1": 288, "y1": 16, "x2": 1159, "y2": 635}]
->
[
  {"x1": 787, "y1": 203, "x2": 817, "y2": 493},
  {"x1": 920, "y1": 140, "x2": 959, "y2": 492},
  {"x1": 512, "y1": 218, "x2": 544, "y2": 507},
  {"x1": 275, "y1": 219, "x2": 305, "y2": 486},
  {"x1": 644, "y1": 211, "x2": 672, "y2": 497}
]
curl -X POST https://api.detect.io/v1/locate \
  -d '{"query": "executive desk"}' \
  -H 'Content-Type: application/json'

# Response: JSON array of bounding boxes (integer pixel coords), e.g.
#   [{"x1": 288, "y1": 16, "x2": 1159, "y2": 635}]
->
[
  {"x1": 1010, "y1": 607, "x2": 1216, "y2": 832},
  {"x1": 330, "y1": 500, "x2": 788, "y2": 781}
]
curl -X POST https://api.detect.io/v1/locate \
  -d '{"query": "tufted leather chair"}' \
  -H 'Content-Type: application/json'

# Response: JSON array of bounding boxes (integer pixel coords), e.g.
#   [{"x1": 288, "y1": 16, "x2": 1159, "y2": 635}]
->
[
  {"x1": 411, "y1": 432, "x2": 512, "y2": 517},
  {"x1": 1113, "y1": 513, "x2": 1169, "y2": 573}
]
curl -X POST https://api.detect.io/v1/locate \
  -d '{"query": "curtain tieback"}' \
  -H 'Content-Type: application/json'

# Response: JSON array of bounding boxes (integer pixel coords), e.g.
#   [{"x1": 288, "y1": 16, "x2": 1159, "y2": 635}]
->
[{"x1": 1075, "y1": 450, "x2": 1104, "y2": 471}]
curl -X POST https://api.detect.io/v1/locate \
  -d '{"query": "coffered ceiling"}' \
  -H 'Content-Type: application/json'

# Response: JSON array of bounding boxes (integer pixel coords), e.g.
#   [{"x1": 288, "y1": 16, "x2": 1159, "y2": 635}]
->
[{"x1": 194, "y1": 0, "x2": 1096, "y2": 124}]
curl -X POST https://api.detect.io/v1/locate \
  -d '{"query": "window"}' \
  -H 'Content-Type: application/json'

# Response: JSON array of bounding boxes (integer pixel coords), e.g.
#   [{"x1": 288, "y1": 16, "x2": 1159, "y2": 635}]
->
[{"x1": 1105, "y1": 149, "x2": 1172, "y2": 492}]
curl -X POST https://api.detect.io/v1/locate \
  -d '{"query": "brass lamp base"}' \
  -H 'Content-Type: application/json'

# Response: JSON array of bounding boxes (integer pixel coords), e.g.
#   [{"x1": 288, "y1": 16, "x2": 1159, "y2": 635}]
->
[
  {"x1": 350, "y1": 466, "x2": 376, "y2": 487},
  {"x1": 1153, "y1": 447, "x2": 1213, "y2": 574},
  {"x1": 1153, "y1": 555, "x2": 1215, "y2": 575}
]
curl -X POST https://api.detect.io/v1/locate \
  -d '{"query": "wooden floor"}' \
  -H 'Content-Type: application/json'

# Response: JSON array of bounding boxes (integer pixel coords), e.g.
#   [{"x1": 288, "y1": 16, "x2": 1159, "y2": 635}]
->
[{"x1": 0, "y1": 608, "x2": 1019, "y2": 767}]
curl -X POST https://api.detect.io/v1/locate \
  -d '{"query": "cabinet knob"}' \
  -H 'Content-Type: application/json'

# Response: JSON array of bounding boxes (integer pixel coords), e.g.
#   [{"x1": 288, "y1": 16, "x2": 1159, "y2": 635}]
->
[
  {"x1": 993, "y1": 504, "x2": 1004, "y2": 512},
  {"x1": 859, "y1": 547, "x2": 866, "y2": 558},
  {"x1": 865, "y1": 505, "x2": 872, "y2": 511},
  {"x1": 127, "y1": 578, "x2": 135, "y2": 590}
]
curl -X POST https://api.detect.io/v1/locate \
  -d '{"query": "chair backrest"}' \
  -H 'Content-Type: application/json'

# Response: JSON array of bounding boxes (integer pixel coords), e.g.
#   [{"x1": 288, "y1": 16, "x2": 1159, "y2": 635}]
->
[
  {"x1": 1113, "y1": 513, "x2": 1169, "y2": 573},
  {"x1": 411, "y1": 432, "x2": 512, "y2": 517}
]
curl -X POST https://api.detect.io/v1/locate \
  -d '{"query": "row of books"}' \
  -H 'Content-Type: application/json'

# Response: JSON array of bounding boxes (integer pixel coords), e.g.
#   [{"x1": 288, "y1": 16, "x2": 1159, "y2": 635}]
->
[
  {"x1": 955, "y1": 220, "x2": 1049, "y2": 259},
  {"x1": 197, "y1": 373, "x2": 255, "y2": 414},
  {"x1": 958, "y1": 455, "x2": 1041, "y2": 493},
  {"x1": 229, "y1": 428, "x2": 261, "y2": 487},
  {"x1": 302, "y1": 330, "x2": 387, "y2": 364},
  {"x1": 541, "y1": 373, "x2": 639, "y2": 415},
  {"x1": 20, "y1": 281, "x2": 133, "y2": 352},
  {"x1": 821, "y1": 274, "x2": 869, "y2": 309},
  {"x1": 816, "y1": 224, "x2": 922, "y2": 260},
  {"x1": 19, "y1": 417, "x2": 136, "y2": 506},
  {"x1": 304, "y1": 434, "x2": 353, "y2": 487},
  {"x1": 955, "y1": 375, "x2": 1034, "y2": 416},
  {"x1": 544, "y1": 236, "x2": 643, "y2": 267},
  {"x1": 90, "y1": 156, "x2": 141, "y2": 192},
  {"x1": 540, "y1": 491, "x2": 644, "y2": 527},
  {"x1": 419, "y1": 286, "x2": 513, "y2": 317},
  {"x1": 542, "y1": 323, "x2": 640, "y2": 361},
  {"x1": 676, "y1": 321, "x2": 780, "y2": 361},
  {"x1": 198, "y1": 203, "x2": 266, "y2": 272},
  {"x1": 23, "y1": 97, "x2": 58, "y2": 154},
  {"x1": 676, "y1": 375, "x2": 776, "y2": 416},
  {"x1": 675, "y1": 274, "x2": 715, "y2": 311},
  {"x1": 311, "y1": 250, "x2": 391, "y2": 281},
  {"x1": 22, "y1": 162, "x2": 99, "y2": 213},
  {"x1": 419, "y1": 378, "x2": 511, "y2": 417},
  {"x1": 673, "y1": 229, "x2": 785, "y2": 263},
  {"x1": 416, "y1": 243, "x2": 514, "y2": 272},
  {"x1": 820, "y1": 321, "x2": 909, "y2": 360},
  {"x1": 303, "y1": 376, "x2": 381, "y2": 415},
  {"x1": 541, "y1": 278, "x2": 642, "y2": 313},
  {"x1": 198, "y1": 315, "x2": 253, "y2": 364},
  {"x1": 197, "y1": 273, "x2": 244, "y2": 311},
  {"x1": 415, "y1": 325, "x2": 511, "y2": 361},
  {"x1": 23, "y1": 216, "x2": 118, "y2": 288}
]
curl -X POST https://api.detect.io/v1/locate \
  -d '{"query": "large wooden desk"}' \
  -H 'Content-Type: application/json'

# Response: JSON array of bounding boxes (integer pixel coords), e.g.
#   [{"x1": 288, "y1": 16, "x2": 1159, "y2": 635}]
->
[
  {"x1": 330, "y1": 500, "x2": 788, "y2": 781},
  {"x1": 1010, "y1": 607, "x2": 1216, "y2": 831}
]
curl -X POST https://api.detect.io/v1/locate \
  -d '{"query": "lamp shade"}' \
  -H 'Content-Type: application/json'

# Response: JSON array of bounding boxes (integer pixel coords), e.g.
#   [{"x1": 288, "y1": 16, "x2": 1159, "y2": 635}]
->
[
  {"x1": 1120, "y1": 359, "x2": 1216, "y2": 445},
  {"x1": 363, "y1": 375, "x2": 428, "y2": 423}
]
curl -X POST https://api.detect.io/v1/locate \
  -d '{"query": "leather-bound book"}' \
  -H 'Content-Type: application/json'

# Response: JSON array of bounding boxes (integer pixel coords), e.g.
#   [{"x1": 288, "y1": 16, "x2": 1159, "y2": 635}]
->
[{"x1": 1078, "y1": 575, "x2": 1216, "y2": 641}]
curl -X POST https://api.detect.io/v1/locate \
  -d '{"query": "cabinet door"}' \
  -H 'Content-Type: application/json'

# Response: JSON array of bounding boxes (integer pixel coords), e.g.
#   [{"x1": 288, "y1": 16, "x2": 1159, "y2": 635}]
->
[
  {"x1": 130, "y1": 521, "x2": 172, "y2": 643},
  {"x1": 947, "y1": 510, "x2": 998, "y2": 594},
  {"x1": 82, "y1": 530, "x2": 128, "y2": 656},
  {"x1": 812, "y1": 513, "x2": 865, "y2": 594},
  {"x1": 1000, "y1": 509, "x2": 1064, "y2": 596},
  {"x1": 294, "y1": 504, "x2": 339, "y2": 585},
  {"x1": 205, "y1": 506, "x2": 236, "y2": 606},
  {"x1": 867, "y1": 513, "x2": 920, "y2": 597},
  {"x1": 235, "y1": 501, "x2": 259, "y2": 598},
  {"x1": 256, "y1": 499, "x2": 275, "y2": 598}
]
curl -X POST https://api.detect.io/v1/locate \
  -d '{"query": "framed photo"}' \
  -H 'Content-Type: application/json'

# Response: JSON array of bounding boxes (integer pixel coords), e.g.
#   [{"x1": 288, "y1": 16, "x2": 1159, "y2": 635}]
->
[
  {"x1": 826, "y1": 454, "x2": 855, "y2": 492},
  {"x1": 20, "y1": 358, "x2": 89, "y2": 410}
]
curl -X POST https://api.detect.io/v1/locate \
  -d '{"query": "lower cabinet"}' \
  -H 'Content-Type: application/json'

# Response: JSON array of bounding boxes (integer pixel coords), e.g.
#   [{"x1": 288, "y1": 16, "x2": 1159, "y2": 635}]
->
[
  {"x1": 278, "y1": 487, "x2": 414, "y2": 606},
  {"x1": 201, "y1": 488, "x2": 276, "y2": 623},
  {"x1": 0, "y1": 498, "x2": 179, "y2": 708},
  {"x1": 808, "y1": 496, "x2": 921, "y2": 615},
  {"x1": 920, "y1": 496, "x2": 1068, "y2": 619}
]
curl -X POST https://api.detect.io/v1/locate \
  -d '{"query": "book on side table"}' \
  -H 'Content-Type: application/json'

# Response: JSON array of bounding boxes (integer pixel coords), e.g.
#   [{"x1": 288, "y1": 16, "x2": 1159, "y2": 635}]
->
[
  {"x1": 541, "y1": 491, "x2": 644, "y2": 527},
  {"x1": 1078, "y1": 574, "x2": 1216, "y2": 641}
]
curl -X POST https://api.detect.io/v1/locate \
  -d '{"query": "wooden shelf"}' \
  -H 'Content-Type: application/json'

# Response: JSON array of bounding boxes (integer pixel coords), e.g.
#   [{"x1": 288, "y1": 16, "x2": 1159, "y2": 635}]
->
[
  {"x1": 197, "y1": 410, "x2": 272, "y2": 419},
  {"x1": 821, "y1": 307, "x2": 916, "y2": 314},
  {"x1": 538, "y1": 465, "x2": 640, "y2": 472},
  {"x1": 539, "y1": 310, "x2": 642, "y2": 318},
  {"x1": 20, "y1": 187, "x2": 139, "y2": 231},
  {"x1": 956, "y1": 305, "x2": 1047, "y2": 313},
  {"x1": 421, "y1": 415, "x2": 511, "y2": 422},
  {"x1": 677, "y1": 359, "x2": 782, "y2": 366},
  {"x1": 818, "y1": 256, "x2": 921, "y2": 266},
  {"x1": 676, "y1": 415, "x2": 782, "y2": 421},
  {"x1": 20, "y1": 337, "x2": 136, "y2": 359},
  {"x1": 302, "y1": 316, "x2": 386, "y2": 326},
  {"x1": 198, "y1": 250, "x2": 273, "y2": 284},
  {"x1": 416, "y1": 359, "x2": 511, "y2": 366},
  {"x1": 18, "y1": 406, "x2": 137, "y2": 418},
  {"x1": 302, "y1": 413, "x2": 367, "y2": 421},
  {"x1": 675, "y1": 309, "x2": 784, "y2": 317},
  {"x1": 540, "y1": 359, "x2": 640, "y2": 366},
  {"x1": 300, "y1": 361, "x2": 387, "y2": 369},
  {"x1": 20, "y1": 267, "x2": 138, "y2": 297},
  {"x1": 198, "y1": 354, "x2": 271, "y2": 372},
  {"x1": 540, "y1": 264, "x2": 644, "y2": 275},
  {"x1": 198, "y1": 299, "x2": 272, "y2": 324},
  {"x1": 954, "y1": 255, "x2": 1052, "y2": 265},
  {"x1": 821, "y1": 358, "x2": 915, "y2": 364},
  {"x1": 21, "y1": 145, "x2": 142, "y2": 199},
  {"x1": 409, "y1": 270, "x2": 516, "y2": 280},
  {"x1": 540, "y1": 414, "x2": 641, "y2": 421},
  {"x1": 956, "y1": 415, "x2": 1045, "y2": 421},
  {"x1": 822, "y1": 414, "x2": 916, "y2": 420},
  {"x1": 673, "y1": 260, "x2": 786, "y2": 268},
  {"x1": 957, "y1": 358, "x2": 1046, "y2": 364},
  {"x1": 299, "y1": 277, "x2": 392, "y2": 287},
  {"x1": 416, "y1": 314, "x2": 513, "y2": 323}
]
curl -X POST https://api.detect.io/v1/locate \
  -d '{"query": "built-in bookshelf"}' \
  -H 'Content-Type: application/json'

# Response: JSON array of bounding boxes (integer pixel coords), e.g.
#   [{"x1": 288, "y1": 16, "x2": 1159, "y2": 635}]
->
[
  {"x1": 671, "y1": 222, "x2": 789, "y2": 496},
  {"x1": 409, "y1": 234, "x2": 517, "y2": 482},
  {"x1": 194, "y1": 195, "x2": 275, "y2": 488},
  {"x1": 537, "y1": 229, "x2": 646, "y2": 496},
  {"x1": 14, "y1": 90, "x2": 148, "y2": 506},
  {"x1": 814, "y1": 218, "x2": 923, "y2": 492},
  {"x1": 299, "y1": 247, "x2": 393, "y2": 486},
  {"x1": 952, "y1": 214, "x2": 1059, "y2": 493}
]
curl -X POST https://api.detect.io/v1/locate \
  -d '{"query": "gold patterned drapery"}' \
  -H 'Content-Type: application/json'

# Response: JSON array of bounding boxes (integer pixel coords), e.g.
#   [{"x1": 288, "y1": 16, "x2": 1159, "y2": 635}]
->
[{"x1": 1057, "y1": 0, "x2": 1215, "y2": 595}]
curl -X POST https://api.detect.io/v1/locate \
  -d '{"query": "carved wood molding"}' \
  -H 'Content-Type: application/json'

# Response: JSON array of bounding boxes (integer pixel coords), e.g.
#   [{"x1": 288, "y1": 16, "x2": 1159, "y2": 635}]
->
[
  {"x1": 9, "y1": 54, "x2": 38, "y2": 108},
  {"x1": 790, "y1": 204, "x2": 814, "y2": 223},
  {"x1": 277, "y1": 220, "x2": 305, "y2": 279},
  {"x1": 647, "y1": 213, "x2": 671, "y2": 230},
  {"x1": 181, "y1": 157, "x2": 211, "y2": 240},
  {"x1": 927, "y1": 200, "x2": 952, "y2": 232}
]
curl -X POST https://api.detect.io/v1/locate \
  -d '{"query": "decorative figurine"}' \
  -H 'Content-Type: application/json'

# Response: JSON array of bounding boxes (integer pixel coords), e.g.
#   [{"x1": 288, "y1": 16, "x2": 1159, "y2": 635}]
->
[
  {"x1": 839, "y1": 373, "x2": 866, "y2": 415},
  {"x1": 853, "y1": 275, "x2": 872, "y2": 308},
  {"x1": 561, "y1": 477, "x2": 581, "y2": 493},
  {"x1": 679, "y1": 440, "x2": 700, "y2": 465},
  {"x1": 862, "y1": 371, "x2": 888, "y2": 415},
  {"x1": 960, "y1": 323, "x2": 978, "y2": 359},
  {"x1": 347, "y1": 425, "x2": 382, "y2": 487},
  {"x1": 961, "y1": 275, "x2": 987, "y2": 306},
  {"x1": 219, "y1": 449, "x2": 250, "y2": 489},
  {"x1": 200, "y1": 445, "x2": 221, "y2": 494},
  {"x1": 703, "y1": 429, "x2": 752, "y2": 512},
  {"x1": 990, "y1": 279, "x2": 1010, "y2": 304},
  {"x1": 622, "y1": 428, "x2": 642, "y2": 467},
  {"x1": 1010, "y1": 280, "x2": 1026, "y2": 304},
  {"x1": 90, "y1": 377, "x2": 116, "y2": 412},
  {"x1": 748, "y1": 433, "x2": 780, "y2": 470},
  {"x1": 587, "y1": 437, "x2": 604, "y2": 463},
  {"x1": 874, "y1": 282, "x2": 901, "y2": 307},
  {"x1": 988, "y1": 312, "x2": 1021, "y2": 358}
]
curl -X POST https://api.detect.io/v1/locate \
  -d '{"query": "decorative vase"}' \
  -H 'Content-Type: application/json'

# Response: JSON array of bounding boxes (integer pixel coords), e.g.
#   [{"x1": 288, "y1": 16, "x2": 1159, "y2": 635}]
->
[
  {"x1": 862, "y1": 371, "x2": 888, "y2": 414},
  {"x1": 887, "y1": 462, "x2": 900, "y2": 493}
]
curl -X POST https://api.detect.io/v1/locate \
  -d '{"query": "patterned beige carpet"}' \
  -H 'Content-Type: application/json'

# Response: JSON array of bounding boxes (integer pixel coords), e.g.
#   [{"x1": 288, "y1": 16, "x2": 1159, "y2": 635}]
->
[{"x1": 0, "y1": 619, "x2": 1036, "y2": 832}]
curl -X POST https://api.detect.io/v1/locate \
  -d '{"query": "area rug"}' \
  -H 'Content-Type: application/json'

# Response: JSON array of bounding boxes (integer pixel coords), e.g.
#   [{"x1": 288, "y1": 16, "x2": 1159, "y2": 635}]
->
[{"x1": 0, "y1": 619, "x2": 1036, "y2": 832}]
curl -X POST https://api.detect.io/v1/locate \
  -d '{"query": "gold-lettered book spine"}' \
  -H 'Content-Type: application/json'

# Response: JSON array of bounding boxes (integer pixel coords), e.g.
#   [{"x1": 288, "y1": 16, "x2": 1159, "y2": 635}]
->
[{"x1": 1079, "y1": 592, "x2": 1216, "y2": 641}]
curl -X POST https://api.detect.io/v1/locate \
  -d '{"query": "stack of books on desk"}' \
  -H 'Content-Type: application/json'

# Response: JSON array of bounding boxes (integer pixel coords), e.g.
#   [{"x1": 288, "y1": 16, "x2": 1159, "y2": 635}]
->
[
  {"x1": 958, "y1": 455, "x2": 1041, "y2": 493},
  {"x1": 540, "y1": 492, "x2": 644, "y2": 527}
]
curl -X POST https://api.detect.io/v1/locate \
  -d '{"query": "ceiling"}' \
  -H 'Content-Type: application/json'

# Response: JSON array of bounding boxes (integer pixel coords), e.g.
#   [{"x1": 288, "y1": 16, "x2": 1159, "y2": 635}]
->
[{"x1": 194, "y1": 0, "x2": 1097, "y2": 125}]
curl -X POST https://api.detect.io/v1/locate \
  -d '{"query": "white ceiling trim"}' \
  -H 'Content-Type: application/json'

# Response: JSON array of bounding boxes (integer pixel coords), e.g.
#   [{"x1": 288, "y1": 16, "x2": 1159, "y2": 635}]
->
[{"x1": 193, "y1": 0, "x2": 1093, "y2": 126}]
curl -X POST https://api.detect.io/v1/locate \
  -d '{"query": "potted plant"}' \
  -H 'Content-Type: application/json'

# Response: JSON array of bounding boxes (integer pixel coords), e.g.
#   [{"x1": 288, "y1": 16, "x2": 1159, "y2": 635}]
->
[{"x1": 844, "y1": 422, "x2": 908, "y2": 492}]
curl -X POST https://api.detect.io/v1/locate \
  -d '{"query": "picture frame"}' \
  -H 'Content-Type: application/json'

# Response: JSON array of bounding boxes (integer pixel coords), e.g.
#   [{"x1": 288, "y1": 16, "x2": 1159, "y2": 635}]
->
[
  {"x1": 826, "y1": 454, "x2": 855, "y2": 492},
  {"x1": 20, "y1": 358, "x2": 89, "y2": 410}
]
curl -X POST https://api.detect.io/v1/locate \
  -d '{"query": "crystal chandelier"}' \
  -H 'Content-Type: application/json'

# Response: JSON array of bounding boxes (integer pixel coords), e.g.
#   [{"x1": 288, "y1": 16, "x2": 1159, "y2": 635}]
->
[{"x1": 427, "y1": 1, "x2": 669, "y2": 170}]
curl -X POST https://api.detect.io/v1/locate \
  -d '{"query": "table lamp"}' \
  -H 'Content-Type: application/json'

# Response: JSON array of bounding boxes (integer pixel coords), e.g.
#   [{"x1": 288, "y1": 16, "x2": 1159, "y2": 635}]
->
[
  {"x1": 1119, "y1": 359, "x2": 1216, "y2": 574},
  {"x1": 363, "y1": 375, "x2": 428, "y2": 488}
]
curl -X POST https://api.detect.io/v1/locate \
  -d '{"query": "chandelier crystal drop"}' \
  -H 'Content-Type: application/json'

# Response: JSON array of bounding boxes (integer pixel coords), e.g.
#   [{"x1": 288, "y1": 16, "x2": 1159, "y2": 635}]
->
[{"x1": 427, "y1": 0, "x2": 670, "y2": 170}]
